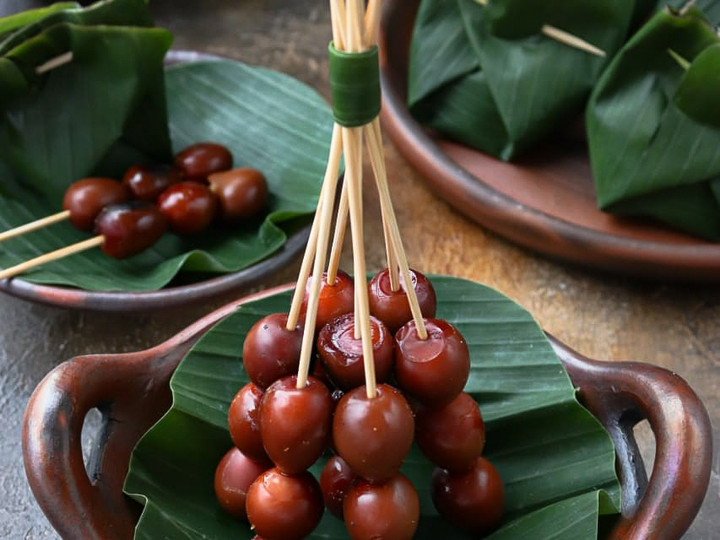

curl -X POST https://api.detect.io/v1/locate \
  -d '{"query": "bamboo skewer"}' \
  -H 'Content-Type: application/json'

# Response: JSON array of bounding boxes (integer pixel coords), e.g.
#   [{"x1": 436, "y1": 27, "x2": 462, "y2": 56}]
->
[
  {"x1": 294, "y1": 0, "x2": 351, "y2": 389},
  {"x1": 0, "y1": 52, "x2": 81, "y2": 247},
  {"x1": 540, "y1": 25, "x2": 606, "y2": 58},
  {"x1": 361, "y1": 0, "x2": 398, "y2": 292},
  {"x1": 330, "y1": 0, "x2": 346, "y2": 48},
  {"x1": 365, "y1": 119, "x2": 428, "y2": 339},
  {"x1": 333, "y1": 0, "x2": 348, "y2": 49},
  {"x1": 294, "y1": 0, "x2": 432, "y2": 396},
  {"x1": 0, "y1": 235, "x2": 103, "y2": 281},
  {"x1": 338, "y1": 3, "x2": 375, "y2": 376},
  {"x1": 35, "y1": 52, "x2": 74, "y2": 74},
  {"x1": 668, "y1": 48, "x2": 691, "y2": 70},
  {"x1": 344, "y1": 0, "x2": 367, "y2": 346},
  {"x1": 326, "y1": 180, "x2": 348, "y2": 284},
  {"x1": 344, "y1": 126, "x2": 376, "y2": 396},
  {"x1": 0, "y1": 210, "x2": 70, "y2": 243},
  {"x1": 294, "y1": 137, "x2": 343, "y2": 387},
  {"x1": 363, "y1": 124, "x2": 399, "y2": 292},
  {"x1": 286, "y1": 202, "x2": 322, "y2": 328},
  {"x1": 287, "y1": 124, "x2": 344, "y2": 330},
  {"x1": 346, "y1": 0, "x2": 364, "y2": 50},
  {"x1": 0, "y1": 51, "x2": 82, "y2": 270},
  {"x1": 363, "y1": 0, "x2": 382, "y2": 45},
  {"x1": 473, "y1": 0, "x2": 606, "y2": 57}
]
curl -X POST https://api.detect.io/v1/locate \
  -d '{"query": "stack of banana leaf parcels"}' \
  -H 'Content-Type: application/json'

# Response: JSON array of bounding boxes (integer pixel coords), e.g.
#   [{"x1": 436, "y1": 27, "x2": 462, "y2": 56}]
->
[
  {"x1": 0, "y1": 0, "x2": 171, "y2": 203},
  {"x1": 409, "y1": 0, "x2": 720, "y2": 240}
]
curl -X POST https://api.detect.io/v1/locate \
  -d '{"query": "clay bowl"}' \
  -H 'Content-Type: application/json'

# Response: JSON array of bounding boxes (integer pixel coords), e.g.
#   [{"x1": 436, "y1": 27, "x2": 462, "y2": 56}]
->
[
  {"x1": 22, "y1": 284, "x2": 712, "y2": 539},
  {"x1": 378, "y1": 0, "x2": 720, "y2": 281}
]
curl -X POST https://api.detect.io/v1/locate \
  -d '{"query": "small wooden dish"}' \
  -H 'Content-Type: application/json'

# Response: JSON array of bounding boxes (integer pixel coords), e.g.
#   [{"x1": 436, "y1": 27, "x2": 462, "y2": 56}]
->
[
  {"x1": 378, "y1": 0, "x2": 720, "y2": 281},
  {"x1": 0, "y1": 51, "x2": 313, "y2": 312},
  {"x1": 22, "y1": 284, "x2": 712, "y2": 539},
  {"x1": 0, "y1": 226, "x2": 308, "y2": 311}
]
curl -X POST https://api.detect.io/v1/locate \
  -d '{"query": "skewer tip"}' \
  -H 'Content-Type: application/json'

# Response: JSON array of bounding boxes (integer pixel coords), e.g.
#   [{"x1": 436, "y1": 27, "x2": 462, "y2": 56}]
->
[{"x1": 35, "y1": 51, "x2": 73, "y2": 75}]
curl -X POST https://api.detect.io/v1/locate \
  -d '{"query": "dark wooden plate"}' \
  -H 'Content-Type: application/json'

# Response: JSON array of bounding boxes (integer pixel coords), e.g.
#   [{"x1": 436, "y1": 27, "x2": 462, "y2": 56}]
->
[
  {"x1": 22, "y1": 284, "x2": 712, "y2": 539},
  {"x1": 0, "y1": 51, "x2": 311, "y2": 312},
  {"x1": 0, "y1": 226, "x2": 308, "y2": 311},
  {"x1": 378, "y1": 0, "x2": 720, "y2": 281}
]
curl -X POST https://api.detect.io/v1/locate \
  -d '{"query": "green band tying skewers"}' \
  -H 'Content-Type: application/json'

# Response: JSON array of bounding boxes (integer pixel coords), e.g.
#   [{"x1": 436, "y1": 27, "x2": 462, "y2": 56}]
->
[{"x1": 328, "y1": 42, "x2": 380, "y2": 127}]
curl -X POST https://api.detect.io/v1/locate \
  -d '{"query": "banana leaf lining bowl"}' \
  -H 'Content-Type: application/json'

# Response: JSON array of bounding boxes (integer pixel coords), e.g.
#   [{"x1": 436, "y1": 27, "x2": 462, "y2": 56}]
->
[
  {"x1": 22, "y1": 284, "x2": 712, "y2": 539},
  {"x1": 378, "y1": 0, "x2": 720, "y2": 281}
]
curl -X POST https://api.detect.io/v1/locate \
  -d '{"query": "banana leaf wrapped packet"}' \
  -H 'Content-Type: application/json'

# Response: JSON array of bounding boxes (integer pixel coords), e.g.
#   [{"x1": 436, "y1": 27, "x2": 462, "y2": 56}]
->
[
  {"x1": 586, "y1": 6, "x2": 720, "y2": 240},
  {"x1": 407, "y1": 0, "x2": 635, "y2": 161},
  {"x1": 640, "y1": 0, "x2": 720, "y2": 27},
  {"x1": 0, "y1": 0, "x2": 172, "y2": 203}
]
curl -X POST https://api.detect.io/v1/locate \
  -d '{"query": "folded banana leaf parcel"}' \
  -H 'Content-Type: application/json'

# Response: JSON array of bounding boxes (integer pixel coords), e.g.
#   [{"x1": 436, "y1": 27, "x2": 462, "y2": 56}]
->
[
  {"x1": 407, "y1": 0, "x2": 636, "y2": 161},
  {"x1": 640, "y1": 0, "x2": 720, "y2": 27},
  {"x1": 586, "y1": 6, "x2": 720, "y2": 240},
  {"x1": 0, "y1": 0, "x2": 172, "y2": 203}
]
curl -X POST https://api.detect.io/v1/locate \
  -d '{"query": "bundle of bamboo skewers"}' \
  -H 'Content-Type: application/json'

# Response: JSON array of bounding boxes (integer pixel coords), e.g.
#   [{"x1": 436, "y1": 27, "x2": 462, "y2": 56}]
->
[{"x1": 222, "y1": 2, "x2": 498, "y2": 538}]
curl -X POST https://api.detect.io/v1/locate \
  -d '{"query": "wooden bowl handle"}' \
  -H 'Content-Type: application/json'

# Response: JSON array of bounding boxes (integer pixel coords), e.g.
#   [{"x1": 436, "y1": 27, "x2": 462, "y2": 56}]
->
[
  {"x1": 550, "y1": 336, "x2": 713, "y2": 540},
  {"x1": 21, "y1": 288, "x2": 280, "y2": 539},
  {"x1": 21, "y1": 337, "x2": 215, "y2": 539},
  {"x1": 21, "y1": 305, "x2": 239, "y2": 538}
]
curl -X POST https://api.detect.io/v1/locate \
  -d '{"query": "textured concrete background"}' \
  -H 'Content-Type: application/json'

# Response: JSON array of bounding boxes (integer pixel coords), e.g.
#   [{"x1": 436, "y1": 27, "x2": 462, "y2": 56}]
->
[{"x1": 0, "y1": 1, "x2": 717, "y2": 538}]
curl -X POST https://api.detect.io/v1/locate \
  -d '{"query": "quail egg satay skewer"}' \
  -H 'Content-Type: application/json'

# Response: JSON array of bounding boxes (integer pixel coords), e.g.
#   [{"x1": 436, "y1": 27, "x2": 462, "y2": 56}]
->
[
  {"x1": 0, "y1": 142, "x2": 273, "y2": 280},
  {"x1": 0, "y1": 202, "x2": 167, "y2": 281},
  {"x1": 0, "y1": 177, "x2": 131, "y2": 243},
  {"x1": 0, "y1": 141, "x2": 236, "y2": 244},
  {"x1": 218, "y1": 2, "x2": 505, "y2": 538}
]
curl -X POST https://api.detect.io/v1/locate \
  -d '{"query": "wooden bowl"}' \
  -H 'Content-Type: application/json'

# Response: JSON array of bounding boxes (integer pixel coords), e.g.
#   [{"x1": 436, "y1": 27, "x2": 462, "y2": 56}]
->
[
  {"x1": 22, "y1": 284, "x2": 712, "y2": 539},
  {"x1": 378, "y1": 0, "x2": 720, "y2": 281}
]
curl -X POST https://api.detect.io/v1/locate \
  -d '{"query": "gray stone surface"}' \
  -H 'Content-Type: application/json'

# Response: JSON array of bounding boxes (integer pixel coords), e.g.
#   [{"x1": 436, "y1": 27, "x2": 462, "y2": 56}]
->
[{"x1": 0, "y1": 1, "x2": 718, "y2": 539}]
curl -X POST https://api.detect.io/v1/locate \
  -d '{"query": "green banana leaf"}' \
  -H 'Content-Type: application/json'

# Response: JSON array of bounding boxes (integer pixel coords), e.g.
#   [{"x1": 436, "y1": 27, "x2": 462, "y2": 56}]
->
[
  {"x1": 0, "y1": 0, "x2": 153, "y2": 57},
  {"x1": 0, "y1": 23, "x2": 173, "y2": 197},
  {"x1": 632, "y1": 0, "x2": 663, "y2": 30},
  {"x1": 645, "y1": 0, "x2": 720, "y2": 26},
  {"x1": 408, "y1": 0, "x2": 635, "y2": 161},
  {"x1": 0, "y1": 59, "x2": 333, "y2": 291},
  {"x1": 124, "y1": 276, "x2": 621, "y2": 539},
  {"x1": 0, "y1": 2, "x2": 77, "y2": 38},
  {"x1": 586, "y1": 7, "x2": 720, "y2": 240},
  {"x1": 0, "y1": 0, "x2": 169, "y2": 191},
  {"x1": 675, "y1": 43, "x2": 720, "y2": 128}
]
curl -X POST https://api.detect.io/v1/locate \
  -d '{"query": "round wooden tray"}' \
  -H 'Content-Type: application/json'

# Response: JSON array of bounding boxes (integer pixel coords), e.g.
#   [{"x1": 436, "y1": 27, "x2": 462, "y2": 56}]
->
[
  {"x1": 378, "y1": 0, "x2": 720, "y2": 281},
  {"x1": 22, "y1": 285, "x2": 712, "y2": 539}
]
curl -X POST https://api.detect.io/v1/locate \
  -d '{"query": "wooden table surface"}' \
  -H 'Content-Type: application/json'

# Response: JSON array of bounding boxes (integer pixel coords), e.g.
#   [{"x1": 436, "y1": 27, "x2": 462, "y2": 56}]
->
[{"x1": 0, "y1": 1, "x2": 717, "y2": 538}]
